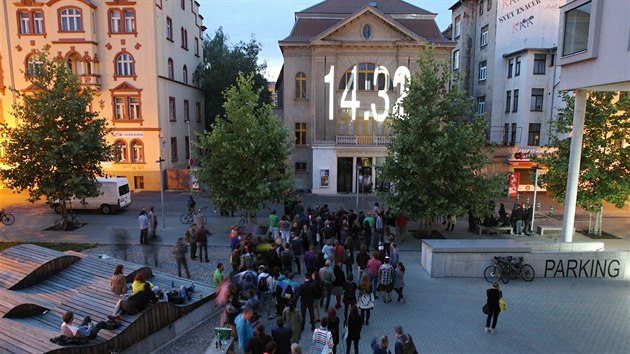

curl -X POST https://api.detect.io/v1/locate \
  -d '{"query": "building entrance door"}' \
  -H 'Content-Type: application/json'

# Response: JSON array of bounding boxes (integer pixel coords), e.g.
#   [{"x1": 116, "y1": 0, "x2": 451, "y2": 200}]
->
[
  {"x1": 337, "y1": 157, "x2": 353, "y2": 193},
  {"x1": 357, "y1": 157, "x2": 373, "y2": 193}
]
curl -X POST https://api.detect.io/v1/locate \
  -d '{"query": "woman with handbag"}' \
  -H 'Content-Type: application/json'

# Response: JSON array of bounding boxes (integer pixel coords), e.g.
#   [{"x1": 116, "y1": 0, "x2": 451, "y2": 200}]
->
[
  {"x1": 345, "y1": 305, "x2": 362, "y2": 354},
  {"x1": 485, "y1": 281, "x2": 502, "y2": 333}
]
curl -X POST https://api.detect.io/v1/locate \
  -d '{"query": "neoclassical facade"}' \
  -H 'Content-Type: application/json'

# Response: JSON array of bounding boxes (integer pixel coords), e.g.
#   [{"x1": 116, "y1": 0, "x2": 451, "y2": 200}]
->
[
  {"x1": 277, "y1": 0, "x2": 453, "y2": 194},
  {"x1": 0, "y1": 0, "x2": 205, "y2": 190}
]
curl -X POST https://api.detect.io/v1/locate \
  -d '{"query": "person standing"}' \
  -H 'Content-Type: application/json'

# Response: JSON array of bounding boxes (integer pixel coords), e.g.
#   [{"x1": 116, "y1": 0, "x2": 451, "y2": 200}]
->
[
  {"x1": 371, "y1": 336, "x2": 391, "y2": 354},
  {"x1": 366, "y1": 252, "x2": 382, "y2": 298},
  {"x1": 291, "y1": 232, "x2": 303, "y2": 274},
  {"x1": 389, "y1": 243, "x2": 399, "y2": 269},
  {"x1": 173, "y1": 237, "x2": 191, "y2": 279},
  {"x1": 282, "y1": 301, "x2": 302, "y2": 344},
  {"x1": 342, "y1": 274, "x2": 358, "y2": 322},
  {"x1": 138, "y1": 209, "x2": 149, "y2": 245},
  {"x1": 523, "y1": 203, "x2": 533, "y2": 236},
  {"x1": 235, "y1": 307, "x2": 255, "y2": 352},
  {"x1": 319, "y1": 260, "x2": 336, "y2": 312},
  {"x1": 196, "y1": 224, "x2": 210, "y2": 263},
  {"x1": 485, "y1": 281, "x2": 502, "y2": 333},
  {"x1": 393, "y1": 262, "x2": 406, "y2": 304},
  {"x1": 269, "y1": 210, "x2": 280, "y2": 239},
  {"x1": 326, "y1": 307, "x2": 340, "y2": 354},
  {"x1": 513, "y1": 204, "x2": 524, "y2": 236},
  {"x1": 297, "y1": 272, "x2": 316, "y2": 332},
  {"x1": 312, "y1": 317, "x2": 334, "y2": 354},
  {"x1": 355, "y1": 245, "x2": 370, "y2": 284},
  {"x1": 187, "y1": 195, "x2": 196, "y2": 214},
  {"x1": 395, "y1": 215, "x2": 408, "y2": 244},
  {"x1": 357, "y1": 275, "x2": 374, "y2": 326},
  {"x1": 373, "y1": 213, "x2": 384, "y2": 251},
  {"x1": 272, "y1": 317, "x2": 293, "y2": 354},
  {"x1": 245, "y1": 323, "x2": 273, "y2": 354},
  {"x1": 345, "y1": 305, "x2": 362, "y2": 354},
  {"x1": 214, "y1": 263, "x2": 225, "y2": 288},
  {"x1": 394, "y1": 325, "x2": 417, "y2": 354},
  {"x1": 187, "y1": 223, "x2": 198, "y2": 260},
  {"x1": 148, "y1": 207, "x2": 158, "y2": 239},
  {"x1": 446, "y1": 214, "x2": 456, "y2": 231},
  {"x1": 377, "y1": 257, "x2": 394, "y2": 303}
]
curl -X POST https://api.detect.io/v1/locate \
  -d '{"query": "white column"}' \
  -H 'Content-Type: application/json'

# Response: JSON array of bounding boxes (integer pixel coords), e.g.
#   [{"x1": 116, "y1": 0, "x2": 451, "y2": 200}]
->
[{"x1": 561, "y1": 89, "x2": 587, "y2": 243}]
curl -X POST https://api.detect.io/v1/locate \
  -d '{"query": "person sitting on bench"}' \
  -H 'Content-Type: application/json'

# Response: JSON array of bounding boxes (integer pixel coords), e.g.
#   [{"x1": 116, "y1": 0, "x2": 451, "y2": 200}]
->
[
  {"x1": 60, "y1": 311, "x2": 115, "y2": 340},
  {"x1": 111, "y1": 282, "x2": 158, "y2": 319}
]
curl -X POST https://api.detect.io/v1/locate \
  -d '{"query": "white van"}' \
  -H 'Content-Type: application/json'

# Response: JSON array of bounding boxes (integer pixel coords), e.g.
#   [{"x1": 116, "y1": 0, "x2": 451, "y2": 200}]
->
[{"x1": 52, "y1": 177, "x2": 132, "y2": 214}]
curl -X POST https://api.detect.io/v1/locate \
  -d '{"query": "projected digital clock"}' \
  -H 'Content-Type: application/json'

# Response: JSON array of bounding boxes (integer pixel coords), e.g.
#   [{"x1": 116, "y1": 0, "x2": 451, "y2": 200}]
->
[{"x1": 324, "y1": 65, "x2": 410, "y2": 122}]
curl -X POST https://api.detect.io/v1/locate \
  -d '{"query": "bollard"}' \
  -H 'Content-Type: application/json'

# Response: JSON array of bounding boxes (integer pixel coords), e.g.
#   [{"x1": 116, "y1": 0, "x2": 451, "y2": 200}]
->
[
  {"x1": 536, "y1": 201, "x2": 541, "y2": 211},
  {"x1": 171, "y1": 280, "x2": 174, "y2": 288},
  {"x1": 516, "y1": 193, "x2": 520, "y2": 202},
  {"x1": 526, "y1": 197, "x2": 530, "y2": 207},
  {"x1": 549, "y1": 206, "x2": 554, "y2": 216}
]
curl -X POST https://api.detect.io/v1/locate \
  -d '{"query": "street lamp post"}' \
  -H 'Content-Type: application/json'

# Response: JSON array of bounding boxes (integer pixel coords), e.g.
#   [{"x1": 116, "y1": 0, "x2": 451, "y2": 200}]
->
[
  {"x1": 156, "y1": 156, "x2": 166, "y2": 229},
  {"x1": 355, "y1": 164, "x2": 360, "y2": 211},
  {"x1": 531, "y1": 165, "x2": 539, "y2": 236}
]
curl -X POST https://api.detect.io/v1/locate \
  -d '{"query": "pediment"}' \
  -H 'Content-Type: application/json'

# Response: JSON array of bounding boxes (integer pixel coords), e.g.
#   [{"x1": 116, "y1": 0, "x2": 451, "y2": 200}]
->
[
  {"x1": 314, "y1": 6, "x2": 420, "y2": 43},
  {"x1": 46, "y1": 0, "x2": 96, "y2": 9},
  {"x1": 109, "y1": 81, "x2": 141, "y2": 92}
]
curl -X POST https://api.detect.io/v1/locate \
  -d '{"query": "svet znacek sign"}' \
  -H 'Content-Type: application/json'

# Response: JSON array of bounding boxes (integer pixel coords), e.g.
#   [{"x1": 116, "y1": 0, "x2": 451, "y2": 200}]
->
[{"x1": 324, "y1": 65, "x2": 411, "y2": 121}]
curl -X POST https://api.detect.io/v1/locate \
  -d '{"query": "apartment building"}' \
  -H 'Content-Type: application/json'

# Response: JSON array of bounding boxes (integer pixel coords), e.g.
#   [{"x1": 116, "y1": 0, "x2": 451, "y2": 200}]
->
[
  {"x1": 277, "y1": 0, "x2": 453, "y2": 194},
  {"x1": 0, "y1": 0, "x2": 205, "y2": 191},
  {"x1": 449, "y1": 0, "x2": 566, "y2": 190}
]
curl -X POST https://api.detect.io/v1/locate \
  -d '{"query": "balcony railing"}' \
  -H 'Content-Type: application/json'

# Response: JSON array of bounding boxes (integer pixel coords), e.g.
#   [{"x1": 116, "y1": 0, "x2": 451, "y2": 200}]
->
[
  {"x1": 78, "y1": 74, "x2": 101, "y2": 88},
  {"x1": 336, "y1": 135, "x2": 390, "y2": 146}
]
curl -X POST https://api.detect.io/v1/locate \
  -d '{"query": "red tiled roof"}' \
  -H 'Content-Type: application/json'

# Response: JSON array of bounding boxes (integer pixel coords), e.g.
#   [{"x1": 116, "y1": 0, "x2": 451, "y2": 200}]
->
[
  {"x1": 396, "y1": 19, "x2": 452, "y2": 43},
  {"x1": 300, "y1": 0, "x2": 433, "y2": 15}
]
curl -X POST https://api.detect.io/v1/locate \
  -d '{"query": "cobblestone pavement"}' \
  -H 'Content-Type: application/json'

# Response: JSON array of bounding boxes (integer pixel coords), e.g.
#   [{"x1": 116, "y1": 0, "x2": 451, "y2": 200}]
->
[{"x1": 113, "y1": 241, "x2": 630, "y2": 354}]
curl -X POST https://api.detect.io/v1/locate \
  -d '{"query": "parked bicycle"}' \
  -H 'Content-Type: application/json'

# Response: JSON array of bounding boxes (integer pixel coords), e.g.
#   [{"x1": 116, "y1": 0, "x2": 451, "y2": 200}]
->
[
  {"x1": 55, "y1": 212, "x2": 83, "y2": 230},
  {"x1": 180, "y1": 207, "x2": 207, "y2": 225},
  {"x1": 484, "y1": 256, "x2": 506, "y2": 283},
  {"x1": 501, "y1": 256, "x2": 535, "y2": 283},
  {"x1": 484, "y1": 256, "x2": 535, "y2": 283},
  {"x1": 1, "y1": 209, "x2": 16, "y2": 226}
]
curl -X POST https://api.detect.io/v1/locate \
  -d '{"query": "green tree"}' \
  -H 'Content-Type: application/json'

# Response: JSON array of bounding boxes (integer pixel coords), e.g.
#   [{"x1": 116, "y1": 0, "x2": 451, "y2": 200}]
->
[
  {"x1": 195, "y1": 27, "x2": 270, "y2": 129},
  {"x1": 379, "y1": 49, "x2": 502, "y2": 231},
  {"x1": 0, "y1": 51, "x2": 111, "y2": 228},
  {"x1": 193, "y1": 73, "x2": 292, "y2": 218},
  {"x1": 535, "y1": 91, "x2": 630, "y2": 212}
]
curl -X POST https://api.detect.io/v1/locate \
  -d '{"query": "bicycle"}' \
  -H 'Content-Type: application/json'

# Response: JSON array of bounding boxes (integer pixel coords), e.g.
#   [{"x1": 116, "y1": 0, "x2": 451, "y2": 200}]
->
[
  {"x1": 180, "y1": 207, "x2": 207, "y2": 225},
  {"x1": 483, "y1": 256, "x2": 506, "y2": 283},
  {"x1": 501, "y1": 256, "x2": 535, "y2": 283},
  {"x1": 55, "y1": 212, "x2": 83, "y2": 230},
  {"x1": 1, "y1": 209, "x2": 16, "y2": 226}
]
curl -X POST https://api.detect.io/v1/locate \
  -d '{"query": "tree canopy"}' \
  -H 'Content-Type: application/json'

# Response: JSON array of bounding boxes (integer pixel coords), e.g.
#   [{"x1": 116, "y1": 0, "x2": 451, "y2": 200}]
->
[
  {"x1": 0, "y1": 50, "x2": 112, "y2": 222},
  {"x1": 193, "y1": 73, "x2": 292, "y2": 216},
  {"x1": 535, "y1": 91, "x2": 630, "y2": 212},
  {"x1": 195, "y1": 27, "x2": 270, "y2": 129},
  {"x1": 378, "y1": 48, "x2": 503, "y2": 226}
]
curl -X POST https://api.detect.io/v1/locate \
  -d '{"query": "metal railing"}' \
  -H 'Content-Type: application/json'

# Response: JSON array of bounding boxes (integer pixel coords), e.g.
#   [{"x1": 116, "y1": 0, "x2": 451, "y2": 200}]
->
[{"x1": 336, "y1": 135, "x2": 390, "y2": 146}]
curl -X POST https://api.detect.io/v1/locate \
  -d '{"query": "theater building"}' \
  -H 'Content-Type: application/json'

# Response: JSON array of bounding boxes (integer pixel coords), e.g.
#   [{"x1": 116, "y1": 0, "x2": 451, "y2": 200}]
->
[
  {"x1": 0, "y1": 0, "x2": 205, "y2": 190},
  {"x1": 277, "y1": 0, "x2": 453, "y2": 194}
]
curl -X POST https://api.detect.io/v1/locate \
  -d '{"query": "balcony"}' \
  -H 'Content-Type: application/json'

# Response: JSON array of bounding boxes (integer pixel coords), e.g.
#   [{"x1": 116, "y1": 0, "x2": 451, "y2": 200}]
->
[
  {"x1": 336, "y1": 135, "x2": 390, "y2": 146},
  {"x1": 77, "y1": 74, "x2": 101, "y2": 89}
]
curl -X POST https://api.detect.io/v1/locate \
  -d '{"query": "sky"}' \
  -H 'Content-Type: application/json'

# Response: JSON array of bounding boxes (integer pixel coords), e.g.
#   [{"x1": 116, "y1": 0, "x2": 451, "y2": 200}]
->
[{"x1": 200, "y1": 0, "x2": 454, "y2": 81}]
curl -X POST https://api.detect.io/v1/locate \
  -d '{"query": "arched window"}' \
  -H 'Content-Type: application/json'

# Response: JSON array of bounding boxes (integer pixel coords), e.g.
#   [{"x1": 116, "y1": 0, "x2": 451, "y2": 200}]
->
[
  {"x1": 295, "y1": 72, "x2": 307, "y2": 99},
  {"x1": 338, "y1": 63, "x2": 391, "y2": 91},
  {"x1": 26, "y1": 54, "x2": 43, "y2": 77},
  {"x1": 59, "y1": 8, "x2": 82, "y2": 32},
  {"x1": 114, "y1": 140, "x2": 127, "y2": 162},
  {"x1": 183, "y1": 65, "x2": 188, "y2": 84},
  {"x1": 167, "y1": 58, "x2": 174, "y2": 79},
  {"x1": 130, "y1": 139, "x2": 144, "y2": 162},
  {"x1": 115, "y1": 53, "x2": 135, "y2": 77},
  {"x1": 66, "y1": 52, "x2": 83, "y2": 75}
]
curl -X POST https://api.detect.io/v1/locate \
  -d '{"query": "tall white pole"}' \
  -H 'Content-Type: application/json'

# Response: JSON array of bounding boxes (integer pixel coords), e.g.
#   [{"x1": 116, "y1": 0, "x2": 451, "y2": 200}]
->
[
  {"x1": 531, "y1": 166, "x2": 538, "y2": 235},
  {"x1": 156, "y1": 157, "x2": 166, "y2": 229},
  {"x1": 561, "y1": 89, "x2": 587, "y2": 243}
]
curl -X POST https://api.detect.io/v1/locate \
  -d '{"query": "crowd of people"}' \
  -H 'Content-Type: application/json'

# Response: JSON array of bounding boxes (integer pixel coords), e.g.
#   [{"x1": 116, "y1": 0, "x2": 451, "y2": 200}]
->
[{"x1": 212, "y1": 202, "x2": 418, "y2": 354}]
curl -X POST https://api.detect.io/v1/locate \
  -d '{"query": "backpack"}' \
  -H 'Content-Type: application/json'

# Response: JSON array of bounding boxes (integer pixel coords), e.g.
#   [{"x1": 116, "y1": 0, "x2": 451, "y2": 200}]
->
[
  {"x1": 258, "y1": 275, "x2": 270, "y2": 293},
  {"x1": 398, "y1": 334, "x2": 417, "y2": 354}
]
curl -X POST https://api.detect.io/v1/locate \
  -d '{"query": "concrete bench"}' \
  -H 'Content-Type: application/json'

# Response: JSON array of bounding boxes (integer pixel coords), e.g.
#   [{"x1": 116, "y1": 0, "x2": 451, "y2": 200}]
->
[
  {"x1": 537, "y1": 226, "x2": 574, "y2": 237},
  {"x1": 478, "y1": 225, "x2": 513, "y2": 235}
]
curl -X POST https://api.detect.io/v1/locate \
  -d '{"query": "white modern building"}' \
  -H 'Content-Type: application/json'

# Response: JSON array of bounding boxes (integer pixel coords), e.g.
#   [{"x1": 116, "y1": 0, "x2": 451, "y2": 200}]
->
[
  {"x1": 555, "y1": 0, "x2": 630, "y2": 242},
  {"x1": 277, "y1": 0, "x2": 453, "y2": 194}
]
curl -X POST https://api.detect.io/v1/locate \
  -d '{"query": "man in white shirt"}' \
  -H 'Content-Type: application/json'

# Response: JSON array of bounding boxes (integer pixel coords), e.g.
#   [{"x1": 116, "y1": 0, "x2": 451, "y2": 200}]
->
[
  {"x1": 60, "y1": 311, "x2": 111, "y2": 340},
  {"x1": 257, "y1": 265, "x2": 275, "y2": 319}
]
